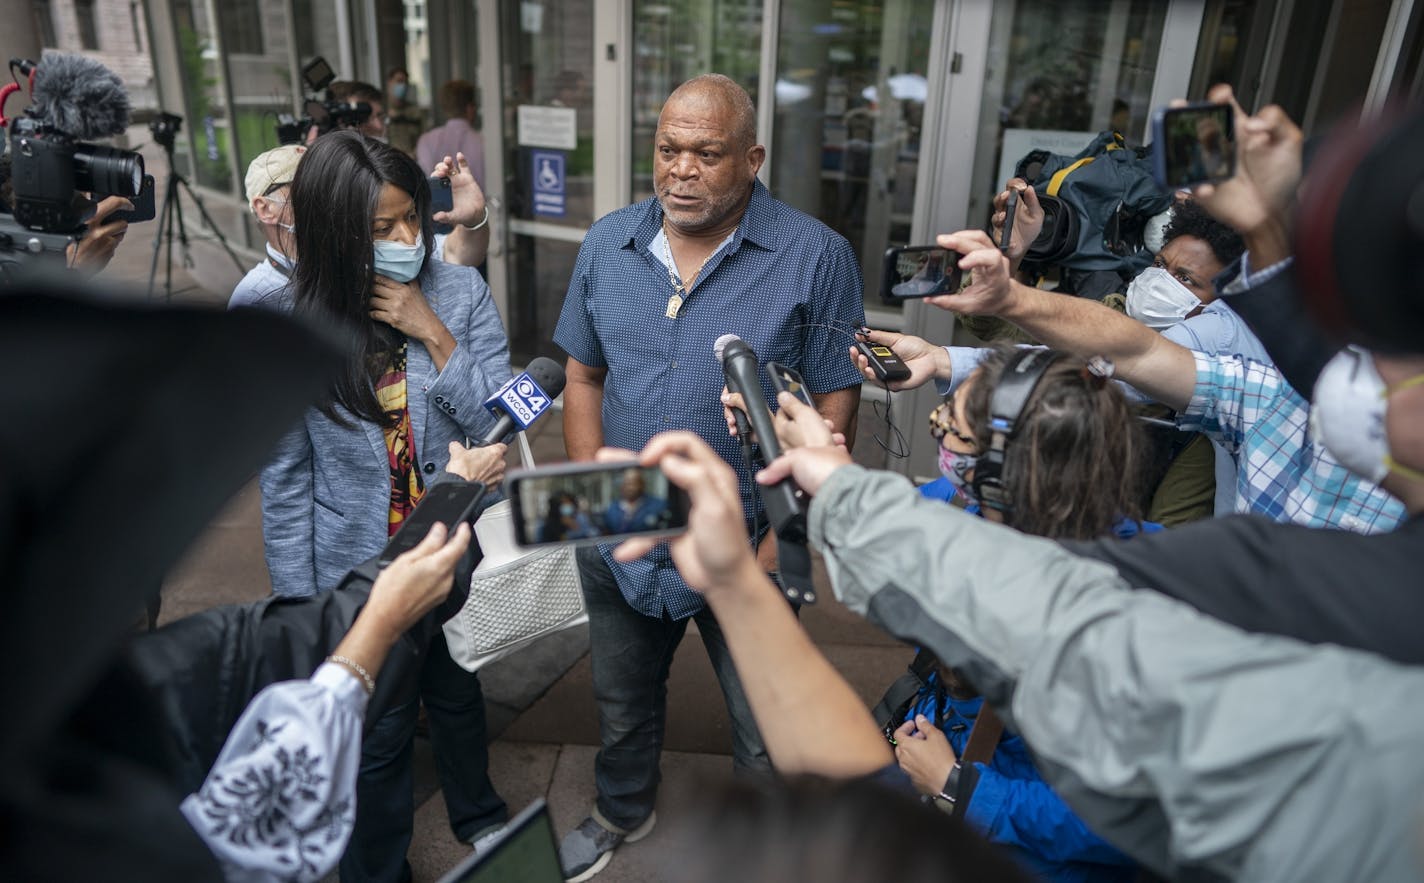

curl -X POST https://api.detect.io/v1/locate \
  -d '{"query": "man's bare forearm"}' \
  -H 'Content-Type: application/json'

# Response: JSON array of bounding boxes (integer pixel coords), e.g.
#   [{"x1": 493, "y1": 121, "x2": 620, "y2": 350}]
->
[
  {"x1": 997, "y1": 282, "x2": 1196, "y2": 410},
  {"x1": 562, "y1": 373, "x2": 606, "y2": 461},
  {"x1": 704, "y1": 558, "x2": 894, "y2": 777},
  {"x1": 813, "y1": 386, "x2": 861, "y2": 453}
]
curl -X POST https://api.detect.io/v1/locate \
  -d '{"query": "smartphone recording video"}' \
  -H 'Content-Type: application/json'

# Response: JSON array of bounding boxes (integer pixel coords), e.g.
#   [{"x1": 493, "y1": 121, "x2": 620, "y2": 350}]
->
[
  {"x1": 1151, "y1": 102, "x2": 1235, "y2": 190},
  {"x1": 507, "y1": 461, "x2": 689, "y2": 548},
  {"x1": 881, "y1": 245, "x2": 962, "y2": 303}
]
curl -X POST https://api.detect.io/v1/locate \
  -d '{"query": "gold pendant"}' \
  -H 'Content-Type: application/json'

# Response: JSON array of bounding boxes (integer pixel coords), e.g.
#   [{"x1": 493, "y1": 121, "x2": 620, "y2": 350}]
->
[{"x1": 665, "y1": 293, "x2": 684, "y2": 319}]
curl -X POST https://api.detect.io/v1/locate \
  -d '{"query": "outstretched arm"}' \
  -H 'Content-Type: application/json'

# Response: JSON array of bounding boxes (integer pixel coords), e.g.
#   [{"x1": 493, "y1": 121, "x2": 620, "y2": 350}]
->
[
  {"x1": 611, "y1": 433, "x2": 891, "y2": 777},
  {"x1": 930, "y1": 230, "x2": 1196, "y2": 411}
]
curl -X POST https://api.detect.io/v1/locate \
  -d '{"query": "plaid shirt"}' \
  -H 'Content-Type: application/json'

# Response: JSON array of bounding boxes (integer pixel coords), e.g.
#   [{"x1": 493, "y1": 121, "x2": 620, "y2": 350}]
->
[
  {"x1": 555, "y1": 180, "x2": 865, "y2": 618},
  {"x1": 1180, "y1": 352, "x2": 1405, "y2": 534}
]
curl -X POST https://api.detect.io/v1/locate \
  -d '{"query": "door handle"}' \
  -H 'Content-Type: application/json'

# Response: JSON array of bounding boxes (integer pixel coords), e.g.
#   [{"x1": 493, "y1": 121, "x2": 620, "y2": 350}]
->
[{"x1": 487, "y1": 196, "x2": 504, "y2": 258}]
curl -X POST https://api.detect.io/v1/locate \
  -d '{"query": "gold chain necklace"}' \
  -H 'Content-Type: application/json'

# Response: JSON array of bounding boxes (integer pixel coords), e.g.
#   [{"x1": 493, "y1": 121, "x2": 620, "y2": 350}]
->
[{"x1": 660, "y1": 222, "x2": 718, "y2": 319}]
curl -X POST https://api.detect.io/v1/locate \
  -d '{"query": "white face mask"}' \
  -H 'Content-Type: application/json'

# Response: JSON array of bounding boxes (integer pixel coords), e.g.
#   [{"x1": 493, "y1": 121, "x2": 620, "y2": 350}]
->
[
  {"x1": 1126, "y1": 266, "x2": 1201, "y2": 330},
  {"x1": 1310, "y1": 346, "x2": 1424, "y2": 484}
]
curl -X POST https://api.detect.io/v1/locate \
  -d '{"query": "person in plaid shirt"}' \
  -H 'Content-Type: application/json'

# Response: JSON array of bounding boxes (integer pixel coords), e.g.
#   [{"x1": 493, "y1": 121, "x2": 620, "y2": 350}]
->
[{"x1": 922, "y1": 226, "x2": 1402, "y2": 536}]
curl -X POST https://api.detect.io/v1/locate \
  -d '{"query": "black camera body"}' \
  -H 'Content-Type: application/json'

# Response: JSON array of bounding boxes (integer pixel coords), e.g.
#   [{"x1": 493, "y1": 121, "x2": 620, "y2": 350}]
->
[
  {"x1": 8, "y1": 117, "x2": 144, "y2": 233},
  {"x1": 276, "y1": 98, "x2": 372, "y2": 145},
  {"x1": 149, "y1": 112, "x2": 182, "y2": 150},
  {"x1": 274, "y1": 56, "x2": 371, "y2": 145}
]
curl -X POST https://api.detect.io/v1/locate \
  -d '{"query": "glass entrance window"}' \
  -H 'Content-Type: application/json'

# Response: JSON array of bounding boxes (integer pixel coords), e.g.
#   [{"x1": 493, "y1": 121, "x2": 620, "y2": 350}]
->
[
  {"x1": 965, "y1": 0, "x2": 1167, "y2": 233},
  {"x1": 498, "y1": 0, "x2": 596, "y2": 364},
  {"x1": 173, "y1": 0, "x2": 237, "y2": 192},
  {"x1": 769, "y1": 0, "x2": 934, "y2": 310},
  {"x1": 631, "y1": 0, "x2": 764, "y2": 201}
]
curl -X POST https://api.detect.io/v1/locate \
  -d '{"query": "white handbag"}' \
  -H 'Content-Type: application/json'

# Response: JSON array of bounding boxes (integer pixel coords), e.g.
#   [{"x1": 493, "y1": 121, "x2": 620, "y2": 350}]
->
[{"x1": 443, "y1": 432, "x2": 587, "y2": 672}]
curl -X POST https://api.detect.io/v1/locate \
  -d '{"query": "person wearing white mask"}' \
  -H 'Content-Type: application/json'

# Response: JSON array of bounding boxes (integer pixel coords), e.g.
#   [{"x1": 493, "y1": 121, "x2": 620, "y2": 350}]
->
[
  {"x1": 228, "y1": 144, "x2": 304, "y2": 309},
  {"x1": 925, "y1": 226, "x2": 1405, "y2": 537},
  {"x1": 257, "y1": 130, "x2": 514, "y2": 883},
  {"x1": 1120, "y1": 200, "x2": 1273, "y2": 515}
]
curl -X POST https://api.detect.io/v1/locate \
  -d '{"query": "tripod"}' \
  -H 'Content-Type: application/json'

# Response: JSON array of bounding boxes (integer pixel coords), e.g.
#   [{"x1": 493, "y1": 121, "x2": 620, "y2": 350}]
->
[{"x1": 147, "y1": 136, "x2": 245, "y2": 300}]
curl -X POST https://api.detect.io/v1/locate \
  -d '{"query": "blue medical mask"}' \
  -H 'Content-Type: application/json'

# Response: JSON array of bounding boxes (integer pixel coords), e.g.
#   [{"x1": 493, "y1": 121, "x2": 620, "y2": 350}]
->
[
  {"x1": 372, "y1": 238, "x2": 425, "y2": 282},
  {"x1": 559, "y1": 503, "x2": 576, "y2": 517},
  {"x1": 937, "y1": 445, "x2": 979, "y2": 504},
  {"x1": 391, "y1": 82, "x2": 409, "y2": 101}
]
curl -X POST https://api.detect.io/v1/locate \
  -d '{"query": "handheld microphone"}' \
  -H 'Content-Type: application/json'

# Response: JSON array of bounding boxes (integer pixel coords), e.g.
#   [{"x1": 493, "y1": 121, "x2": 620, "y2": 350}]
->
[
  {"x1": 713, "y1": 334, "x2": 806, "y2": 536},
  {"x1": 28, "y1": 53, "x2": 132, "y2": 139},
  {"x1": 479, "y1": 356, "x2": 566, "y2": 445}
]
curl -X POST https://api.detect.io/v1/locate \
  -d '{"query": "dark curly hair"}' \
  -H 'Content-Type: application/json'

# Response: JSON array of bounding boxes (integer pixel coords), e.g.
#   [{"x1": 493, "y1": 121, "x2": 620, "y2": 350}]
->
[
  {"x1": 961, "y1": 344, "x2": 1146, "y2": 540},
  {"x1": 1162, "y1": 199, "x2": 1244, "y2": 267}
]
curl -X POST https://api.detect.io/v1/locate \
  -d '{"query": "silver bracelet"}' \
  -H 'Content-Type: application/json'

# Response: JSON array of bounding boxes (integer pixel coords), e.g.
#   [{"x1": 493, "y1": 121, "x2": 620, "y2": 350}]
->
[
  {"x1": 327, "y1": 654, "x2": 376, "y2": 695},
  {"x1": 462, "y1": 205, "x2": 490, "y2": 232}
]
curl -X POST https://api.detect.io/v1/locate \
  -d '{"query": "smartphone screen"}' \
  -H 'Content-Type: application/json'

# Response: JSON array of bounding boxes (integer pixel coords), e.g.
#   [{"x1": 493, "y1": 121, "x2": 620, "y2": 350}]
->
[
  {"x1": 379, "y1": 481, "x2": 487, "y2": 565},
  {"x1": 1152, "y1": 102, "x2": 1235, "y2": 190},
  {"x1": 767, "y1": 361, "x2": 814, "y2": 407},
  {"x1": 881, "y1": 246, "x2": 962, "y2": 303},
  {"x1": 507, "y1": 461, "x2": 689, "y2": 548}
]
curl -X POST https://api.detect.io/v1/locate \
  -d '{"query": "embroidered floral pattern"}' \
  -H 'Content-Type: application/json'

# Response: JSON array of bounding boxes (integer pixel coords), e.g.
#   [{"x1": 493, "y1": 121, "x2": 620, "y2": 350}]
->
[{"x1": 196, "y1": 721, "x2": 354, "y2": 879}]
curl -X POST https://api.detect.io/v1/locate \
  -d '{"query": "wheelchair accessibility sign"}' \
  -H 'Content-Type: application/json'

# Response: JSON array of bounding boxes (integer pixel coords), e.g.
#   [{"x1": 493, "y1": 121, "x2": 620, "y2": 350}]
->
[{"x1": 531, "y1": 150, "x2": 566, "y2": 218}]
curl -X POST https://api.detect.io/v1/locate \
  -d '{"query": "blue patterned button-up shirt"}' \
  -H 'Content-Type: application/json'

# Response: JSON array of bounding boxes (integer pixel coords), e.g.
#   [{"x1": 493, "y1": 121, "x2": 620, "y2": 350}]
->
[{"x1": 554, "y1": 180, "x2": 865, "y2": 619}]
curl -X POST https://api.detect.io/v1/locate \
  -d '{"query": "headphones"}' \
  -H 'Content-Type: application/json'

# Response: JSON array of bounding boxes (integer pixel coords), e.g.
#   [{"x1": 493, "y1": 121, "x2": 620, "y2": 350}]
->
[{"x1": 971, "y1": 348, "x2": 1062, "y2": 513}]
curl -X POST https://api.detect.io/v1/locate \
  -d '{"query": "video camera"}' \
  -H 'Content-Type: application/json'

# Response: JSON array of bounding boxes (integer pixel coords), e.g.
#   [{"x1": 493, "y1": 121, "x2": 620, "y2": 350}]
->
[
  {"x1": 1, "y1": 56, "x2": 145, "y2": 234},
  {"x1": 276, "y1": 57, "x2": 374, "y2": 145}
]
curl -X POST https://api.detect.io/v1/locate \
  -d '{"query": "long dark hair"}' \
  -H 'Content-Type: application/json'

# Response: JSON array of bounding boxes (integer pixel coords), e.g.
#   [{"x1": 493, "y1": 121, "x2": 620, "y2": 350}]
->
[
  {"x1": 962, "y1": 344, "x2": 1146, "y2": 540},
  {"x1": 289, "y1": 130, "x2": 433, "y2": 425}
]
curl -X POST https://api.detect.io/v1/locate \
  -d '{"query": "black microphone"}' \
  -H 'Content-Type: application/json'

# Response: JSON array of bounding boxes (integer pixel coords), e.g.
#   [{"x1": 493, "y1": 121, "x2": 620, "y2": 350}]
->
[
  {"x1": 714, "y1": 334, "x2": 806, "y2": 535},
  {"x1": 28, "y1": 53, "x2": 131, "y2": 139},
  {"x1": 478, "y1": 356, "x2": 566, "y2": 445}
]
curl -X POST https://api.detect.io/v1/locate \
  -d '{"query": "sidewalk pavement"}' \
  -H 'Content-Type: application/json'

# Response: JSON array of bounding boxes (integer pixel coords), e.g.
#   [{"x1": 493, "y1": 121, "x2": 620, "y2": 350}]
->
[{"x1": 109, "y1": 185, "x2": 910, "y2": 881}]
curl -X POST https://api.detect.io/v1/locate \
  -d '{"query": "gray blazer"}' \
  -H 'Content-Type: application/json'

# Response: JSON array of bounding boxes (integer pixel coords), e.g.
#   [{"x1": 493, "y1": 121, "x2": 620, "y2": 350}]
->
[{"x1": 258, "y1": 260, "x2": 511, "y2": 597}]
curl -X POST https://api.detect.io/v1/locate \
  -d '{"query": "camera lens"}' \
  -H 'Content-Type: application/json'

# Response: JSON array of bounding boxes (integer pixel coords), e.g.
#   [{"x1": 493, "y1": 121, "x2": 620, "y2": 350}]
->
[{"x1": 72, "y1": 144, "x2": 145, "y2": 198}]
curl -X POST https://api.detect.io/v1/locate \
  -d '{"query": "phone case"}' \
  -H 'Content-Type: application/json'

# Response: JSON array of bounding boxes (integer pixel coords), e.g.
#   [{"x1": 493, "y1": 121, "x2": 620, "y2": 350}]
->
[{"x1": 766, "y1": 361, "x2": 814, "y2": 406}]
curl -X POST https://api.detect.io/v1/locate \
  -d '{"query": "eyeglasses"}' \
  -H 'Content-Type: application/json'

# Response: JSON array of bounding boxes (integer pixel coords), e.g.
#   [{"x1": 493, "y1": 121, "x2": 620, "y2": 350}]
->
[{"x1": 929, "y1": 399, "x2": 976, "y2": 448}]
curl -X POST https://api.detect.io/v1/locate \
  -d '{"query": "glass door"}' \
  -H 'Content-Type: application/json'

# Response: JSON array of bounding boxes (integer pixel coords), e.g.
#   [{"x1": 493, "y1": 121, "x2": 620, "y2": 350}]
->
[
  {"x1": 477, "y1": 0, "x2": 598, "y2": 366},
  {"x1": 767, "y1": 0, "x2": 935, "y2": 314}
]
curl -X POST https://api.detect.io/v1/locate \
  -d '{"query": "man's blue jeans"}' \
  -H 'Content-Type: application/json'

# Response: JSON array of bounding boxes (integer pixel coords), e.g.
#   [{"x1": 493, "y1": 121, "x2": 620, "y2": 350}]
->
[{"x1": 578, "y1": 546, "x2": 773, "y2": 830}]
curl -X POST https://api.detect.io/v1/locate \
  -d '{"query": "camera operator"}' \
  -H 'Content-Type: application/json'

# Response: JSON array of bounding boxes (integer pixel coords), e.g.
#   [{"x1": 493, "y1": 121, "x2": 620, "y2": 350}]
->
[
  {"x1": 327, "y1": 80, "x2": 387, "y2": 141},
  {"x1": 0, "y1": 55, "x2": 143, "y2": 278}
]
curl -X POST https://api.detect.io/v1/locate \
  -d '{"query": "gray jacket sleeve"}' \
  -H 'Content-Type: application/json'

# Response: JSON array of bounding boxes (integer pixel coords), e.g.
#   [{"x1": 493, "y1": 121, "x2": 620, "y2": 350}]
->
[{"x1": 809, "y1": 465, "x2": 1424, "y2": 883}]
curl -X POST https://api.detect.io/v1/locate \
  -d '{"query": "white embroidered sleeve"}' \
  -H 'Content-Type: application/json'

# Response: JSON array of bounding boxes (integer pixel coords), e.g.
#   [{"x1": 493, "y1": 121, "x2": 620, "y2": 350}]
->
[{"x1": 180, "y1": 663, "x2": 369, "y2": 882}]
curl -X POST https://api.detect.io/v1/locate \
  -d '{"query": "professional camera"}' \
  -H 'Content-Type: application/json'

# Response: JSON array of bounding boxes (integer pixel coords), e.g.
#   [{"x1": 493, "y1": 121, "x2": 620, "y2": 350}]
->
[
  {"x1": 275, "y1": 56, "x2": 373, "y2": 145},
  {"x1": 2, "y1": 55, "x2": 144, "y2": 234},
  {"x1": 1012, "y1": 132, "x2": 1173, "y2": 301}
]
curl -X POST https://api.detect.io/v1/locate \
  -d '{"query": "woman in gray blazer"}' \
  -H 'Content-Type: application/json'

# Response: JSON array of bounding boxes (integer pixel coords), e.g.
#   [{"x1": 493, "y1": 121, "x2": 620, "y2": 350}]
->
[
  {"x1": 257, "y1": 131, "x2": 513, "y2": 881},
  {"x1": 259, "y1": 131, "x2": 512, "y2": 598}
]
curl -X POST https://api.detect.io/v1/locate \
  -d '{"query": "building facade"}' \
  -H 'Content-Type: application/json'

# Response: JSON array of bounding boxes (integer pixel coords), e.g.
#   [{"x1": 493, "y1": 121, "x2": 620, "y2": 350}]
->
[{"x1": 125, "y1": 0, "x2": 1424, "y2": 474}]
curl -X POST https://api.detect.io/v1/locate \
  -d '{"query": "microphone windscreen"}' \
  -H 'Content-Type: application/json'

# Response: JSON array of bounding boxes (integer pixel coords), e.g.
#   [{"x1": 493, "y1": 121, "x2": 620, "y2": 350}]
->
[
  {"x1": 524, "y1": 356, "x2": 567, "y2": 399},
  {"x1": 713, "y1": 333, "x2": 741, "y2": 363},
  {"x1": 30, "y1": 54, "x2": 131, "y2": 139}
]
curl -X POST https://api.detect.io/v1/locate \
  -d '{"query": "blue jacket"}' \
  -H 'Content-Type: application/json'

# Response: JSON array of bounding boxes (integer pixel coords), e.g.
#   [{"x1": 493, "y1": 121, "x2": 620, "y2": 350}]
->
[
  {"x1": 256, "y1": 260, "x2": 512, "y2": 597},
  {"x1": 912, "y1": 478, "x2": 1145, "y2": 882},
  {"x1": 906, "y1": 684, "x2": 1135, "y2": 883}
]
